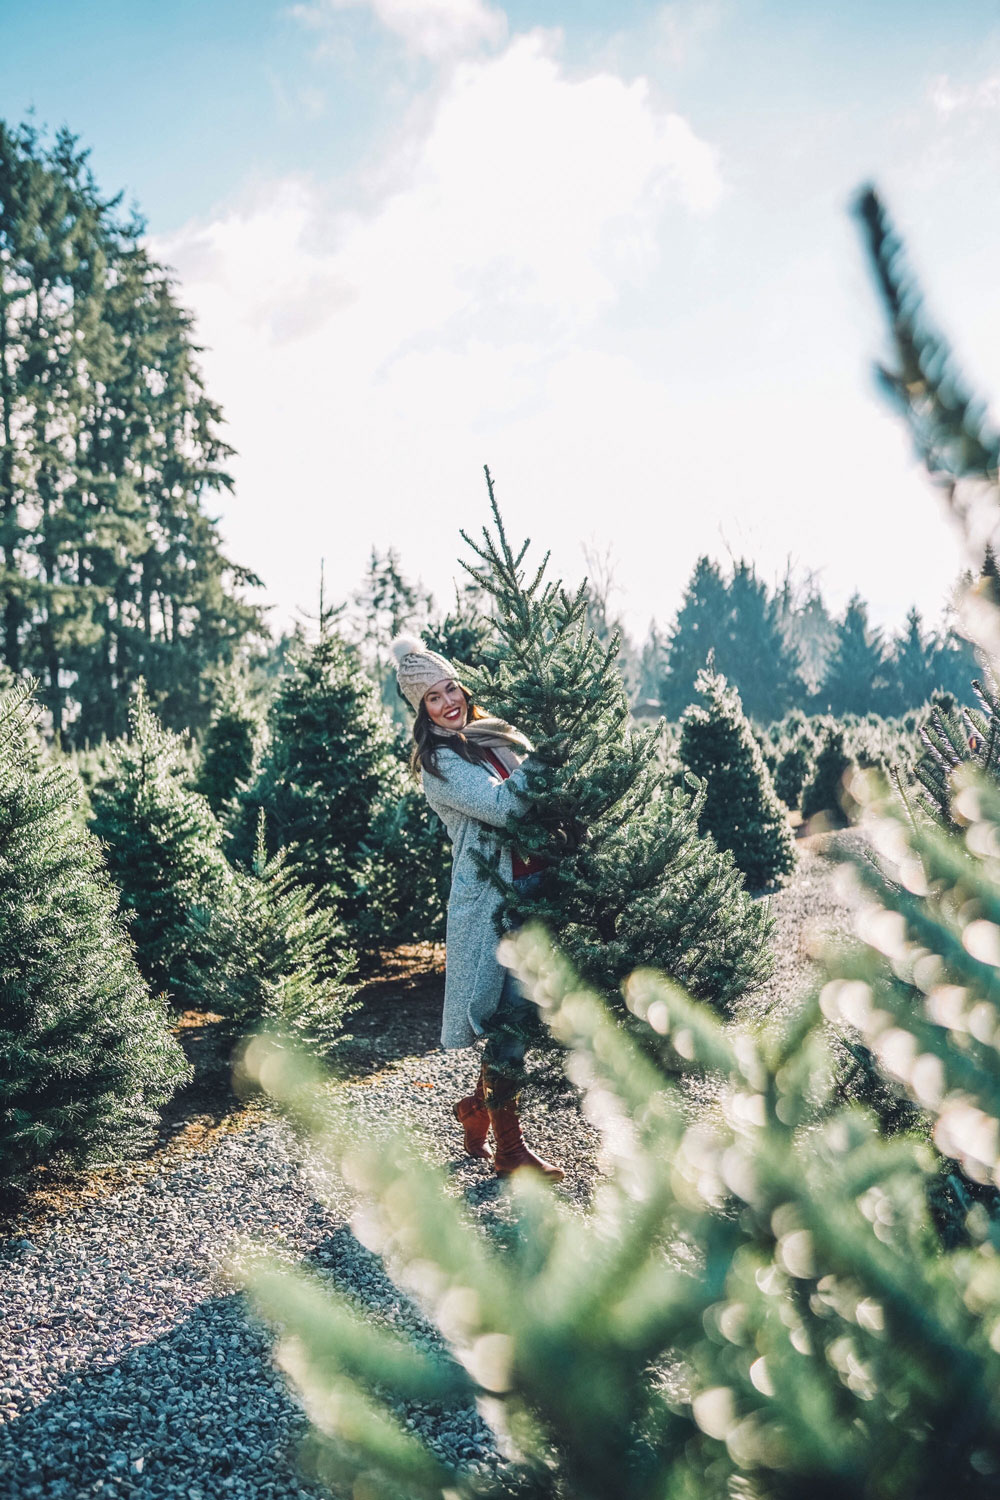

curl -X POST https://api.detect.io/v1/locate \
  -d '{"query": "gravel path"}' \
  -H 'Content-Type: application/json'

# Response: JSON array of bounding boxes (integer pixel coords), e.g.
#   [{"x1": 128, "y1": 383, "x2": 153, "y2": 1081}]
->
[{"x1": 0, "y1": 837, "x2": 857, "y2": 1500}]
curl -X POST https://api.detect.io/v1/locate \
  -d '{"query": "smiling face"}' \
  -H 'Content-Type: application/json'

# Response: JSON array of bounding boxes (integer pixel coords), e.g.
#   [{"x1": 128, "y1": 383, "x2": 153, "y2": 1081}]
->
[{"x1": 423, "y1": 677, "x2": 468, "y2": 731}]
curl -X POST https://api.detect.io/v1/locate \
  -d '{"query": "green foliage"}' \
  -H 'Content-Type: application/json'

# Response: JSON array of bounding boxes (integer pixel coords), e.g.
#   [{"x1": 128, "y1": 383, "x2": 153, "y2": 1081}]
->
[
  {"x1": 359, "y1": 768, "x2": 451, "y2": 951},
  {"x1": 773, "y1": 743, "x2": 812, "y2": 811},
  {"x1": 661, "y1": 556, "x2": 804, "y2": 721},
  {"x1": 91, "y1": 682, "x2": 240, "y2": 1009},
  {"x1": 459, "y1": 472, "x2": 773, "y2": 1014},
  {"x1": 679, "y1": 668, "x2": 796, "y2": 888},
  {"x1": 0, "y1": 682, "x2": 189, "y2": 1190},
  {"x1": 195, "y1": 676, "x2": 264, "y2": 818},
  {"x1": 818, "y1": 595, "x2": 893, "y2": 716},
  {"x1": 93, "y1": 685, "x2": 358, "y2": 1042},
  {"x1": 242, "y1": 902, "x2": 1000, "y2": 1499},
  {"x1": 197, "y1": 818, "x2": 358, "y2": 1051},
  {"x1": 903, "y1": 679, "x2": 1000, "y2": 827},
  {"x1": 238, "y1": 629, "x2": 446, "y2": 957},
  {"x1": 800, "y1": 725, "x2": 852, "y2": 825},
  {"x1": 856, "y1": 189, "x2": 1000, "y2": 824},
  {"x1": 856, "y1": 185, "x2": 1000, "y2": 497},
  {"x1": 0, "y1": 119, "x2": 265, "y2": 744},
  {"x1": 822, "y1": 770, "x2": 1000, "y2": 1235}
]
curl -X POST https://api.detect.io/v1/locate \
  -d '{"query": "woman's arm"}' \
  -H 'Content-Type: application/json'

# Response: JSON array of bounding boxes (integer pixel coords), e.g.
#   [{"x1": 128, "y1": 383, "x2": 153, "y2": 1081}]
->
[{"x1": 425, "y1": 754, "x2": 527, "y2": 829}]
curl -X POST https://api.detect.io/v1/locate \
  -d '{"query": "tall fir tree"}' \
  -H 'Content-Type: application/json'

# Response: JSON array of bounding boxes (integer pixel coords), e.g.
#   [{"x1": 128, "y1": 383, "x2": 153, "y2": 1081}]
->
[
  {"x1": 662, "y1": 556, "x2": 804, "y2": 722},
  {"x1": 0, "y1": 682, "x2": 189, "y2": 1190},
  {"x1": 888, "y1": 606, "x2": 940, "y2": 715},
  {"x1": 818, "y1": 594, "x2": 891, "y2": 715},
  {"x1": 660, "y1": 555, "x2": 728, "y2": 717},
  {"x1": 459, "y1": 473, "x2": 773, "y2": 1013},
  {"x1": 0, "y1": 119, "x2": 265, "y2": 744},
  {"x1": 856, "y1": 190, "x2": 1000, "y2": 809},
  {"x1": 679, "y1": 668, "x2": 797, "y2": 888}
]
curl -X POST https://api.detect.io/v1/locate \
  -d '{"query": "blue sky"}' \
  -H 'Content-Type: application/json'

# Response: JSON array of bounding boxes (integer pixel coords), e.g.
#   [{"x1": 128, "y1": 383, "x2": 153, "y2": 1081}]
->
[{"x1": 4, "y1": 0, "x2": 1000, "y2": 641}]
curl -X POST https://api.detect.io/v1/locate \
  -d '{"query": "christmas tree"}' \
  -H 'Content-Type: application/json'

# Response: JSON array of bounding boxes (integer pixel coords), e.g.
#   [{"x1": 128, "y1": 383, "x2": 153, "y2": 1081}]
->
[
  {"x1": 661, "y1": 556, "x2": 804, "y2": 721},
  {"x1": 856, "y1": 188, "x2": 1000, "y2": 821},
  {"x1": 195, "y1": 674, "x2": 264, "y2": 819},
  {"x1": 235, "y1": 629, "x2": 398, "y2": 936},
  {"x1": 773, "y1": 742, "x2": 813, "y2": 811},
  {"x1": 0, "y1": 683, "x2": 189, "y2": 1191},
  {"x1": 242, "y1": 900, "x2": 1000, "y2": 1498},
  {"x1": 801, "y1": 724, "x2": 852, "y2": 825},
  {"x1": 236, "y1": 626, "x2": 442, "y2": 957},
  {"x1": 458, "y1": 473, "x2": 773, "y2": 1013},
  {"x1": 679, "y1": 667, "x2": 797, "y2": 888},
  {"x1": 198, "y1": 817, "x2": 358, "y2": 1053},
  {"x1": 819, "y1": 594, "x2": 892, "y2": 715},
  {"x1": 888, "y1": 607, "x2": 941, "y2": 716},
  {"x1": 91, "y1": 682, "x2": 243, "y2": 1010}
]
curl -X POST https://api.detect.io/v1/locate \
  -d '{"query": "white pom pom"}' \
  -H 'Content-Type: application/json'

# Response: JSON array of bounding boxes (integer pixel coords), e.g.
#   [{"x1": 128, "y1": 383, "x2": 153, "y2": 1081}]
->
[{"x1": 390, "y1": 633, "x2": 424, "y2": 665}]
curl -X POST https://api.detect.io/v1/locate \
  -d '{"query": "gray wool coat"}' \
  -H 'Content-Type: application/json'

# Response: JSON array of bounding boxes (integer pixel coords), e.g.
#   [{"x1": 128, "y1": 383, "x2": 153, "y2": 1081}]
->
[{"x1": 422, "y1": 750, "x2": 527, "y2": 1049}]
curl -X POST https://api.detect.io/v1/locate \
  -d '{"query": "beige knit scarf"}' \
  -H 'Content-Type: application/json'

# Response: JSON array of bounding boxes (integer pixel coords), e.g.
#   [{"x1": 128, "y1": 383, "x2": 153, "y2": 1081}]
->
[{"x1": 432, "y1": 715, "x2": 532, "y2": 774}]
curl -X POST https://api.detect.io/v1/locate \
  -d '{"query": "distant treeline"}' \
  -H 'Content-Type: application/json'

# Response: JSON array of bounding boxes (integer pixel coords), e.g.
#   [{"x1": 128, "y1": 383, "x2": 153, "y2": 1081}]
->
[
  {"x1": 624, "y1": 555, "x2": 983, "y2": 723},
  {"x1": 340, "y1": 544, "x2": 983, "y2": 729}
]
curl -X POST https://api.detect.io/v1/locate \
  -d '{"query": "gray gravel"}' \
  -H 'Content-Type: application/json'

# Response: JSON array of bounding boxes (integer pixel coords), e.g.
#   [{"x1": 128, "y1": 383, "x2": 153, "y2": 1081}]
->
[{"x1": 0, "y1": 837, "x2": 856, "y2": 1500}]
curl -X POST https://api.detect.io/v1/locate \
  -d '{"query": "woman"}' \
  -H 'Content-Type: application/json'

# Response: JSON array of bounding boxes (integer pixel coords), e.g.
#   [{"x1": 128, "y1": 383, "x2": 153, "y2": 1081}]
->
[{"x1": 391, "y1": 634, "x2": 563, "y2": 1182}]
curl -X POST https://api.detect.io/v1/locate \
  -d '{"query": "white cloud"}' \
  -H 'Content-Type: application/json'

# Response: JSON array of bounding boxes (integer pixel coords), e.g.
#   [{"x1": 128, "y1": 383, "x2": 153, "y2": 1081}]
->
[
  {"x1": 153, "y1": 24, "x2": 968, "y2": 641},
  {"x1": 291, "y1": 0, "x2": 507, "y2": 60},
  {"x1": 929, "y1": 71, "x2": 1000, "y2": 117},
  {"x1": 153, "y1": 29, "x2": 728, "y2": 628}
]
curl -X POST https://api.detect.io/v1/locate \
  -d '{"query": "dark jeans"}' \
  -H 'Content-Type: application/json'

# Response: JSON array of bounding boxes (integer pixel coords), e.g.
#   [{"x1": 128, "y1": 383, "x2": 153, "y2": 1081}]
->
[{"x1": 481, "y1": 871, "x2": 544, "y2": 1091}]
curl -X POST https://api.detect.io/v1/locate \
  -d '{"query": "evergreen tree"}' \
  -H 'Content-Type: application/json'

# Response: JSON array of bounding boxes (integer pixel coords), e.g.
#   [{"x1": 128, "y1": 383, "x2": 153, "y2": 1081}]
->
[
  {"x1": 195, "y1": 675, "x2": 264, "y2": 818},
  {"x1": 0, "y1": 119, "x2": 265, "y2": 744},
  {"x1": 352, "y1": 546, "x2": 432, "y2": 723},
  {"x1": 856, "y1": 190, "x2": 1000, "y2": 810},
  {"x1": 818, "y1": 594, "x2": 891, "y2": 715},
  {"x1": 855, "y1": 186, "x2": 1000, "y2": 502},
  {"x1": 91, "y1": 682, "x2": 242, "y2": 1008},
  {"x1": 888, "y1": 606, "x2": 940, "y2": 714},
  {"x1": 636, "y1": 619, "x2": 667, "y2": 705},
  {"x1": 775, "y1": 571, "x2": 837, "y2": 695},
  {"x1": 679, "y1": 668, "x2": 797, "y2": 887},
  {"x1": 662, "y1": 556, "x2": 804, "y2": 722},
  {"x1": 423, "y1": 581, "x2": 496, "y2": 678},
  {"x1": 0, "y1": 682, "x2": 189, "y2": 1190},
  {"x1": 459, "y1": 473, "x2": 773, "y2": 1013},
  {"x1": 237, "y1": 629, "x2": 407, "y2": 957},
  {"x1": 801, "y1": 723, "x2": 852, "y2": 824},
  {"x1": 773, "y1": 741, "x2": 812, "y2": 810},
  {"x1": 359, "y1": 770, "x2": 451, "y2": 951},
  {"x1": 723, "y1": 559, "x2": 804, "y2": 722},
  {"x1": 242, "y1": 892, "x2": 1000, "y2": 1500},
  {"x1": 661, "y1": 555, "x2": 728, "y2": 717},
  {"x1": 200, "y1": 819, "x2": 358, "y2": 1052}
]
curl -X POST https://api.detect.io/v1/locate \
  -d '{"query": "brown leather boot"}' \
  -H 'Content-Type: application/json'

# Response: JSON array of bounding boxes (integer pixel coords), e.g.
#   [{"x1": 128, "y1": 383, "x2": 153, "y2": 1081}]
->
[
  {"x1": 453, "y1": 1066, "x2": 492, "y2": 1161},
  {"x1": 487, "y1": 1086, "x2": 564, "y2": 1182}
]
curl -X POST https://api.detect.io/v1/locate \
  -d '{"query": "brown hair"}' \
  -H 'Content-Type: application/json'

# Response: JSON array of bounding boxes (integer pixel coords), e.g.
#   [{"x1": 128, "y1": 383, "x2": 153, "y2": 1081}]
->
[{"x1": 410, "y1": 689, "x2": 491, "y2": 779}]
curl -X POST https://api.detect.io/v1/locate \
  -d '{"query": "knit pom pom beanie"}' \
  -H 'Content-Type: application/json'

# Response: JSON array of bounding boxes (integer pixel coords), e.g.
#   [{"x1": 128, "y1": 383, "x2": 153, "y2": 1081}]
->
[{"x1": 391, "y1": 634, "x2": 457, "y2": 711}]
